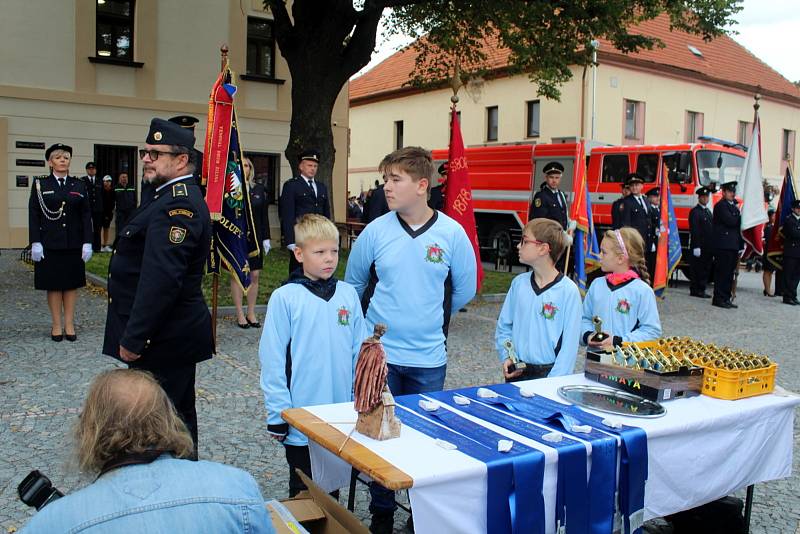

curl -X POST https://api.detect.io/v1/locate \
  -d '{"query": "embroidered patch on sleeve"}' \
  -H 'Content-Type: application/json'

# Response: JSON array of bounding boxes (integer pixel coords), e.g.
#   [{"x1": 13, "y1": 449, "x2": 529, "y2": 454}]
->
[{"x1": 169, "y1": 226, "x2": 187, "y2": 244}]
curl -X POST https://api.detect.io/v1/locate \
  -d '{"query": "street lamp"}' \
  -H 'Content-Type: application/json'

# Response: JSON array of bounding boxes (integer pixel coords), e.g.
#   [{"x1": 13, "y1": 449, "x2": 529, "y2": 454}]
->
[{"x1": 590, "y1": 40, "x2": 600, "y2": 141}]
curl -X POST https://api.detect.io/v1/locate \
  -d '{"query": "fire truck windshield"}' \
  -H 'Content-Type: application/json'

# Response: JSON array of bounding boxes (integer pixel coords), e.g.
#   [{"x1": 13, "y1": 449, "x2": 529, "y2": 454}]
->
[{"x1": 696, "y1": 150, "x2": 745, "y2": 187}]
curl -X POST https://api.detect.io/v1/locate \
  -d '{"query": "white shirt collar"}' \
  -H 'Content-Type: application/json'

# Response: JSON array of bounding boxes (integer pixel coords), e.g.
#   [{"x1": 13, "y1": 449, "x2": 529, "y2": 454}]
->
[
  {"x1": 156, "y1": 174, "x2": 192, "y2": 193},
  {"x1": 53, "y1": 172, "x2": 67, "y2": 179}
]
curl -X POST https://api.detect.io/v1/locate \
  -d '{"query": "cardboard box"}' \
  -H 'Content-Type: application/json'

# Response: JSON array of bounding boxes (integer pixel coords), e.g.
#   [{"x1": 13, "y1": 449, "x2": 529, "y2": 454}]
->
[{"x1": 268, "y1": 470, "x2": 369, "y2": 534}]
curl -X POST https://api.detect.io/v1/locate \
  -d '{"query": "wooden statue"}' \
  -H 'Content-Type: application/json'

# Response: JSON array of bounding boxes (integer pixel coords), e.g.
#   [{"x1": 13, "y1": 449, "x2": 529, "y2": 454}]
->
[{"x1": 353, "y1": 324, "x2": 401, "y2": 440}]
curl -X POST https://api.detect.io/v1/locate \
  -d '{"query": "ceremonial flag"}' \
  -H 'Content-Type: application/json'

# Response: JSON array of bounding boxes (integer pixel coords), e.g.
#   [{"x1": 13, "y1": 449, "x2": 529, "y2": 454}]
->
[
  {"x1": 766, "y1": 167, "x2": 797, "y2": 270},
  {"x1": 444, "y1": 105, "x2": 484, "y2": 291},
  {"x1": 203, "y1": 67, "x2": 258, "y2": 291},
  {"x1": 738, "y1": 114, "x2": 768, "y2": 256},
  {"x1": 653, "y1": 164, "x2": 682, "y2": 298},
  {"x1": 570, "y1": 141, "x2": 600, "y2": 295}
]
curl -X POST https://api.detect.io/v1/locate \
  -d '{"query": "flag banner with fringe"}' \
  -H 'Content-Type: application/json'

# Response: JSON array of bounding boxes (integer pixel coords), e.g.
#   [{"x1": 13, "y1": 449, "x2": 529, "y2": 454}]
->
[{"x1": 653, "y1": 164, "x2": 682, "y2": 298}]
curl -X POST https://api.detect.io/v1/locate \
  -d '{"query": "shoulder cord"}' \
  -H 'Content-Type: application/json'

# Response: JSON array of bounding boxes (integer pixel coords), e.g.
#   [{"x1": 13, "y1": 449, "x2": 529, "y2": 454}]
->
[{"x1": 35, "y1": 178, "x2": 65, "y2": 221}]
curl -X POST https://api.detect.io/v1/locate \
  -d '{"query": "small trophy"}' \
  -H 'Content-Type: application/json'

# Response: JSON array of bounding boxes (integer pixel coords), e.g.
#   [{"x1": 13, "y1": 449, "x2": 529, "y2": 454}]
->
[
  {"x1": 502, "y1": 339, "x2": 526, "y2": 373},
  {"x1": 590, "y1": 316, "x2": 609, "y2": 343}
]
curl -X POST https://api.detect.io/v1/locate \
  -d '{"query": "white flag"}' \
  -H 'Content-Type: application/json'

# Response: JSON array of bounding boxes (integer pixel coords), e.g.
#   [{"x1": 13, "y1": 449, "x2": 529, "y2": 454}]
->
[{"x1": 737, "y1": 117, "x2": 768, "y2": 253}]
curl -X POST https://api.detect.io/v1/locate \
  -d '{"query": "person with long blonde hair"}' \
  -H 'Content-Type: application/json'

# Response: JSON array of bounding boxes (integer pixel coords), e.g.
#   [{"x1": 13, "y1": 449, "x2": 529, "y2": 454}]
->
[
  {"x1": 232, "y1": 157, "x2": 271, "y2": 328},
  {"x1": 580, "y1": 227, "x2": 662, "y2": 350}
]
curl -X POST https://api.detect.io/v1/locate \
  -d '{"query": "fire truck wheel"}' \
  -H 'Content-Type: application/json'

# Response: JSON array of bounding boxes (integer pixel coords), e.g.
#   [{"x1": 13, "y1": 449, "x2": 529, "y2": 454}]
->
[{"x1": 489, "y1": 225, "x2": 514, "y2": 263}]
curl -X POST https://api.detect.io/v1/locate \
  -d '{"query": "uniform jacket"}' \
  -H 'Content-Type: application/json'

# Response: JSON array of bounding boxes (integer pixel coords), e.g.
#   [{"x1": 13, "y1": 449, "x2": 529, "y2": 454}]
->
[
  {"x1": 712, "y1": 199, "x2": 743, "y2": 251},
  {"x1": 114, "y1": 186, "x2": 138, "y2": 213},
  {"x1": 649, "y1": 204, "x2": 661, "y2": 246},
  {"x1": 782, "y1": 214, "x2": 800, "y2": 258},
  {"x1": 620, "y1": 195, "x2": 653, "y2": 247},
  {"x1": 278, "y1": 176, "x2": 330, "y2": 245},
  {"x1": 249, "y1": 182, "x2": 271, "y2": 243},
  {"x1": 81, "y1": 175, "x2": 105, "y2": 215},
  {"x1": 529, "y1": 187, "x2": 568, "y2": 228},
  {"x1": 611, "y1": 197, "x2": 626, "y2": 229},
  {"x1": 363, "y1": 184, "x2": 389, "y2": 224},
  {"x1": 20, "y1": 454, "x2": 275, "y2": 534},
  {"x1": 689, "y1": 204, "x2": 713, "y2": 249},
  {"x1": 28, "y1": 175, "x2": 92, "y2": 250},
  {"x1": 103, "y1": 176, "x2": 213, "y2": 368}
]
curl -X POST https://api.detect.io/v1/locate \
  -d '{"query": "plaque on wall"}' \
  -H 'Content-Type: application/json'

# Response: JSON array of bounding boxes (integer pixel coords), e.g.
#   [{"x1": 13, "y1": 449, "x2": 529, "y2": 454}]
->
[
  {"x1": 16, "y1": 175, "x2": 29, "y2": 188},
  {"x1": 16, "y1": 159, "x2": 45, "y2": 167},
  {"x1": 15, "y1": 141, "x2": 46, "y2": 150}
]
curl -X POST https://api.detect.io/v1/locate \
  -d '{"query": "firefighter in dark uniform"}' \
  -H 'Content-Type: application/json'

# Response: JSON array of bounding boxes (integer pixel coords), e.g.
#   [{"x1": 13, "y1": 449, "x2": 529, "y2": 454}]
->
[
  {"x1": 711, "y1": 180, "x2": 743, "y2": 309},
  {"x1": 81, "y1": 162, "x2": 104, "y2": 252},
  {"x1": 529, "y1": 161, "x2": 574, "y2": 271},
  {"x1": 645, "y1": 187, "x2": 660, "y2": 279},
  {"x1": 620, "y1": 173, "x2": 655, "y2": 279},
  {"x1": 611, "y1": 182, "x2": 630, "y2": 229},
  {"x1": 29, "y1": 143, "x2": 93, "y2": 342},
  {"x1": 103, "y1": 118, "x2": 213, "y2": 453},
  {"x1": 279, "y1": 149, "x2": 331, "y2": 274},
  {"x1": 428, "y1": 162, "x2": 447, "y2": 211},
  {"x1": 781, "y1": 199, "x2": 800, "y2": 305},
  {"x1": 688, "y1": 186, "x2": 713, "y2": 298},
  {"x1": 113, "y1": 172, "x2": 137, "y2": 232}
]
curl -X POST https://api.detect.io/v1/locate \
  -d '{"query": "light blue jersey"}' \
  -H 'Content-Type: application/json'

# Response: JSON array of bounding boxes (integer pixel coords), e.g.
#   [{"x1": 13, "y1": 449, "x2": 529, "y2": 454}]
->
[
  {"x1": 259, "y1": 277, "x2": 366, "y2": 446},
  {"x1": 580, "y1": 277, "x2": 662, "y2": 345},
  {"x1": 345, "y1": 211, "x2": 477, "y2": 368},
  {"x1": 495, "y1": 273, "x2": 582, "y2": 377}
]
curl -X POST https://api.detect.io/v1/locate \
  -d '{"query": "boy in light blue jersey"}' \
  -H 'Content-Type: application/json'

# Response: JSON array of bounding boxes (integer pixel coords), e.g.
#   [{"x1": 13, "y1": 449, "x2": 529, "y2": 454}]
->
[
  {"x1": 496, "y1": 218, "x2": 582, "y2": 380},
  {"x1": 259, "y1": 214, "x2": 366, "y2": 498},
  {"x1": 345, "y1": 146, "x2": 477, "y2": 531}
]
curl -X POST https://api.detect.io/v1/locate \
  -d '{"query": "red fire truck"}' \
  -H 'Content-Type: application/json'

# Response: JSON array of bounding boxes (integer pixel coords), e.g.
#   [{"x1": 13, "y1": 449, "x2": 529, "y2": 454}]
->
[{"x1": 431, "y1": 139, "x2": 746, "y2": 266}]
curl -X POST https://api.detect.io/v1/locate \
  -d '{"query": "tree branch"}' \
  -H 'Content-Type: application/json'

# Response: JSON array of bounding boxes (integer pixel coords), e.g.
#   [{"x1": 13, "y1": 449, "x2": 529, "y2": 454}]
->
[{"x1": 266, "y1": 0, "x2": 296, "y2": 54}]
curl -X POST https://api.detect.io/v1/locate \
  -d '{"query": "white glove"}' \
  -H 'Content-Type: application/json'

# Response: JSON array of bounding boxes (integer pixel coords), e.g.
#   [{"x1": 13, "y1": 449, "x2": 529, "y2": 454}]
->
[
  {"x1": 693, "y1": 248, "x2": 701, "y2": 258},
  {"x1": 31, "y1": 242, "x2": 44, "y2": 262},
  {"x1": 287, "y1": 244, "x2": 296, "y2": 251},
  {"x1": 81, "y1": 243, "x2": 93, "y2": 263},
  {"x1": 563, "y1": 231, "x2": 573, "y2": 247},
  {"x1": 651, "y1": 243, "x2": 656, "y2": 252},
  {"x1": 567, "y1": 220, "x2": 577, "y2": 232},
  {"x1": 262, "y1": 239, "x2": 271, "y2": 255}
]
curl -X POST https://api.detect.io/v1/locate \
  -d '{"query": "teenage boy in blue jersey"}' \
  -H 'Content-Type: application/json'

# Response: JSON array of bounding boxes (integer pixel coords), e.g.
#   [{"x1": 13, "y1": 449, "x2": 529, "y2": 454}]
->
[
  {"x1": 495, "y1": 218, "x2": 582, "y2": 381},
  {"x1": 345, "y1": 146, "x2": 477, "y2": 532},
  {"x1": 259, "y1": 214, "x2": 366, "y2": 498}
]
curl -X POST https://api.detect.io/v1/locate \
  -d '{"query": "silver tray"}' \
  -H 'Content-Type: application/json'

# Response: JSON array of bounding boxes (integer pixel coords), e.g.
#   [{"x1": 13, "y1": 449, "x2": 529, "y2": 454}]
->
[{"x1": 557, "y1": 384, "x2": 666, "y2": 418}]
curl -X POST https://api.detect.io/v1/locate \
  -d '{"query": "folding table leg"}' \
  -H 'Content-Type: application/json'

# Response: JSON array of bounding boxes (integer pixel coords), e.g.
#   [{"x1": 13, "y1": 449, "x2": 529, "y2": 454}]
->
[
  {"x1": 348, "y1": 467, "x2": 359, "y2": 512},
  {"x1": 743, "y1": 484, "x2": 754, "y2": 533}
]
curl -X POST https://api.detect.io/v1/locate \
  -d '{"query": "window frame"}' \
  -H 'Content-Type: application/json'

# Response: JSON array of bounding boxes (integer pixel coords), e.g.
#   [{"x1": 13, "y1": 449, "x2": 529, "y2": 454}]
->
[
  {"x1": 246, "y1": 16, "x2": 276, "y2": 79},
  {"x1": 95, "y1": 0, "x2": 136, "y2": 62},
  {"x1": 486, "y1": 105, "x2": 499, "y2": 142},
  {"x1": 685, "y1": 110, "x2": 704, "y2": 143},
  {"x1": 394, "y1": 120, "x2": 404, "y2": 150},
  {"x1": 737, "y1": 121, "x2": 753, "y2": 147},
  {"x1": 525, "y1": 100, "x2": 540, "y2": 138}
]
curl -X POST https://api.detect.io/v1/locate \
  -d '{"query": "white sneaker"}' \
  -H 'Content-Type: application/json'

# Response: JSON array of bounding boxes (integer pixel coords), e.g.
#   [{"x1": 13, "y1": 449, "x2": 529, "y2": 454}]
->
[{"x1": 101, "y1": 246, "x2": 112, "y2": 252}]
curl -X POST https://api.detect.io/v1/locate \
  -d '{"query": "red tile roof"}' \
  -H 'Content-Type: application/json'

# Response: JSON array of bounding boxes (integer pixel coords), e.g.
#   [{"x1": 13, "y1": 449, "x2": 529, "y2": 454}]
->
[{"x1": 350, "y1": 14, "x2": 800, "y2": 106}]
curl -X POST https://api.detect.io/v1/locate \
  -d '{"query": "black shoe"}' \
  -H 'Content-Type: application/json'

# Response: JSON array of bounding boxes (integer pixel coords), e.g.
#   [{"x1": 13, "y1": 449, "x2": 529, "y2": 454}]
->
[
  {"x1": 237, "y1": 321, "x2": 250, "y2": 329},
  {"x1": 712, "y1": 300, "x2": 733, "y2": 309},
  {"x1": 65, "y1": 333, "x2": 77, "y2": 342},
  {"x1": 51, "y1": 333, "x2": 63, "y2": 342},
  {"x1": 247, "y1": 319, "x2": 261, "y2": 328},
  {"x1": 783, "y1": 298, "x2": 799, "y2": 306},
  {"x1": 690, "y1": 291, "x2": 710, "y2": 298},
  {"x1": 370, "y1": 512, "x2": 394, "y2": 534},
  {"x1": 727, "y1": 301, "x2": 738, "y2": 309}
]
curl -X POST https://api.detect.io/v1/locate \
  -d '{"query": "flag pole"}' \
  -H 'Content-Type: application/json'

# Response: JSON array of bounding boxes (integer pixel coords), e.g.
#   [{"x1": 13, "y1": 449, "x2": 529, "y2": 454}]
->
[{"x1": 211, "y1": 42, "x2": 229, "y2": 349}]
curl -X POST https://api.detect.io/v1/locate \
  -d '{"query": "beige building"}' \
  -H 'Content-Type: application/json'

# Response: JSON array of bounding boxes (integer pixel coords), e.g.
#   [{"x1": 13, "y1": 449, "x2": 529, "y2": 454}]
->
[
  {"x1": 348, "y1": 15, "x2": 800, "y2": 193},
  {"x1": 0, "y1": 0, "x2": 349, "y2": 249}
]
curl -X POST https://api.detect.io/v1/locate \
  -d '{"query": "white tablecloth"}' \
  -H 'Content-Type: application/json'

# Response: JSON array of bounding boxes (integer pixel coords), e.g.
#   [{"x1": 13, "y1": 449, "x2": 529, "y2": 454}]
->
[{"x1": 303, "y1": 374, "x2": 800, "y2": 534}]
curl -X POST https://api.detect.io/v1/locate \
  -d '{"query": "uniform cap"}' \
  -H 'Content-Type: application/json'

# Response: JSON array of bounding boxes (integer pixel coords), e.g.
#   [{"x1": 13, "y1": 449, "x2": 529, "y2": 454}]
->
[
  {"x1": 646, "y1": 187, "x2": 659, "y2": 197},
  {"x1": 299, "y1": 149, "x2": 320, "y2": 163},
  {"x1": 720, "y1": 180, "x2": 738, "y2": 192},
  {"x1": 85, "y1": 161, "x2": 97, "y2": 169},
  {"x1": 437, "y1": 162, "x2": 448, "y2": 175},
  {"x1": 542, "y1": 161, "x2": 564, "y2": 175},
  {"x1": 146, "y1": 118, "x2": 195, "y2": 148},
  {"x1": 791, "y1": 200, "x2": 800, "y2": 209},
  {"x1": 696, "y1": 186, "x2": 710, "y2": 196},
  {"x1": 168, "y1": 115, "x2": 200, "y2": 129},
  {"x1": 625, "y1": 173, "x2": 644, "y2": 185},
  {"x1": 45, "y1": 143, "x2": 72, "y2": 160}
]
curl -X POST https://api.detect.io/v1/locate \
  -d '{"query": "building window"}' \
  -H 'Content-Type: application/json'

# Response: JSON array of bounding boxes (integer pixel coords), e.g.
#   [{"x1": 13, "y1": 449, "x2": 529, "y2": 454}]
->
[
  {"x1": 781, "y1": 129, "x2": 796, "y2": 176},
  {"x1": 486, "y1": 106, "x2": 499, "y2": 142},
  {"x1": 526, "y1": 100, "x2": 540, "y2": 138},
  {"x1": 685, "y1": 111, "x2": 704, "y2": 143},
  {"x1": 737, "y1": 121, "x2": 753, "y2": 146},
  {"x1": 96, "y1": 0, "x2": 135, "y2": 60},
  {"x1": 623, "y1": 99, "x2": 645, "y2": 144},
  {"x1": 247, "y1": 17, "x2": 275, "y2": 78},
  {"x1": 394, "y1": 121, "x2": 404, "y2": 150}
]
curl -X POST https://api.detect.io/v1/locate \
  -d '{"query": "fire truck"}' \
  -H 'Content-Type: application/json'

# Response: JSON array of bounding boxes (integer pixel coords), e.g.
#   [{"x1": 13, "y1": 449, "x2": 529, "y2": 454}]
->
[{"x1": 431, "y1": 139, "x2": 747, "y2": 268}]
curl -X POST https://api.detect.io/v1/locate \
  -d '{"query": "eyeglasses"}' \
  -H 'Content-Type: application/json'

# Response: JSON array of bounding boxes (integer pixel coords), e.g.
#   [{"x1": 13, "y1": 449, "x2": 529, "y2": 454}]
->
[
  {"x1": 138, "y1": 149, "x2": 183, "y2": 161},
  {"x1": 521, "y1": 237, "x2": 548, "y2": 247}
]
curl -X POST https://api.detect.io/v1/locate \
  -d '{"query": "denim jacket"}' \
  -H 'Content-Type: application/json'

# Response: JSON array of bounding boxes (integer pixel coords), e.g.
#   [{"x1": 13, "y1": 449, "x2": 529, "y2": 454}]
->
[{"x1": 21, "y1": 454, "x2": 275, "y2": 533}]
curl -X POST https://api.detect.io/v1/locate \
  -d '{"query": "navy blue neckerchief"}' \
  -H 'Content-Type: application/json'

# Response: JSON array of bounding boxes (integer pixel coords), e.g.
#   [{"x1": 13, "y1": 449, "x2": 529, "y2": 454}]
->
[
  {"x1": 284, "y1": 269, "x2": 338, "y2": 302},
  {"x1": 395, "y1": 394, "x2": 545, "y2": 534},
  {"x1": 491, "y1": 383, "x2": 648, "y2": 534}
]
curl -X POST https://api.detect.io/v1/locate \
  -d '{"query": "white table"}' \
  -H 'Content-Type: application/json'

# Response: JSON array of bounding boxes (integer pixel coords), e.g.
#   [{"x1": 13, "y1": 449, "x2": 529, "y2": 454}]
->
[{"x1": 295, "y1": 374, "x2": 799, "y2": 534}]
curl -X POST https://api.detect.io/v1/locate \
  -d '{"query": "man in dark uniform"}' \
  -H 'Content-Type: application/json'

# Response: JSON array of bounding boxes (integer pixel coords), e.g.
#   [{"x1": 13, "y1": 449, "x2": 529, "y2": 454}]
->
[
  {"x1": 428, "y1": 163, "x2": 447, "y2": 211},
  {"x1": 279, "y1": 149, "x2": 331, "y2": 274},
  {"x1": 711, "y1": 180, "x2": 743, "y2": 309},
  {"x1": 529, "y1": 161, "x2": 574, "y2": 271},
  {"x1": 688, "y1": 187, "x2": 713, "y2": 298},
  {"x1": 645, "y1": 187, "x2": 660, "y2": 279},
  {"x1": 103, "y1": 118, "x2": 213, "y2": 453},
  {"x1": 781, "y1": 199, "x2": 800, "y2": 305},
  {"x1": 620, "y1": 173, "x2": 655, "y2": 278},
  {"x1": 611, "y1": 182, "x2": 630, "y2": 229},
  {"x1": 363, "y1": 179, "x2": 389, "y2": 224},
  {"x1": 81, "y1": 162, "x2": 104, "y2": 252},
  {"x1": 113, "y1": 172, "x2": 137, "y2": 231}
]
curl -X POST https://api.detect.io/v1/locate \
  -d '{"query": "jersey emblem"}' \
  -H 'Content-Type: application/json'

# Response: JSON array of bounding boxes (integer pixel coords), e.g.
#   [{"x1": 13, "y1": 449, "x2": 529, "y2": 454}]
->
[
  {"x1": 169, "y1": 226, "x2": 187, "y2": 244},
  {"x1": 616, "y1": 298, "x2": 631, "y2": 314},
  {"x1": 337, "y1": 306, "x2": 351, "y2": 326},
  {"x1": 534, "y1": 197, "x2": 542, "y2": 208},
  {"x1": 172, "y1": 183, "x2": 188, "y2": 197},
  {"x1": 425, "y1": 243, "x2": 445, "y2": 264},
  {"x1": 540, "y1": 302, "x2": 558, "y2": 320}
]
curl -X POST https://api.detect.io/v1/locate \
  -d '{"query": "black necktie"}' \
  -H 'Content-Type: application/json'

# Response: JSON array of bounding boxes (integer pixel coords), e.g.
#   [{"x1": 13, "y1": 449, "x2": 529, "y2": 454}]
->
[
  {"x1": 640, "y1": 196, "x2": 647, "y2": 213},
  {"x1": 58, "y1": 178, "x2": 64, "y2": 187},
  {"x1": 307, "y1": 179, "x2": 316, "y2": 197}
]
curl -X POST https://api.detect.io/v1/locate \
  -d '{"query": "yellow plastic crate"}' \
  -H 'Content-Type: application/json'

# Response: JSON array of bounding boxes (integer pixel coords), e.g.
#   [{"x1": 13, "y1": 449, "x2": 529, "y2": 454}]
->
[{"x1": 696, "y1": 363, "x2": 777, "y2": 400}]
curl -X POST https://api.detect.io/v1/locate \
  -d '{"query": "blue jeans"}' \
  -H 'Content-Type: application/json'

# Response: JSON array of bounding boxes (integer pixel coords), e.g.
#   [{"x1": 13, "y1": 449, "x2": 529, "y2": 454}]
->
[{"x1": 369, "y1": 363, "x2": 447, "y2": 515}]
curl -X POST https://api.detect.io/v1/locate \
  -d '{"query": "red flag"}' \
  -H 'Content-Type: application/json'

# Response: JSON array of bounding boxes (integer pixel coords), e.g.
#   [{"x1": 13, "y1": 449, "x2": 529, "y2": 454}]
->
[
  {"x1": 653, "y1": 164, "x2": 671, "y2": 295},
  {"x1": 444, "y1": 105, "x2": 484, "y2": 291},
  {"x1": 203, "y1": 70, "x2": 235, "y2": 218}
]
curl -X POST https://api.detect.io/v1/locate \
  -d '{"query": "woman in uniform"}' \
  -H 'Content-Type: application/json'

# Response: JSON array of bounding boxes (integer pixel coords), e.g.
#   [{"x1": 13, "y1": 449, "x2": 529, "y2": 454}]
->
[
  {"x1": 28, "y1": 144, "x2": 92, "y2": 341},
  {"x1": 231, "y1": 157, "x2": 271, "y2": 328}
]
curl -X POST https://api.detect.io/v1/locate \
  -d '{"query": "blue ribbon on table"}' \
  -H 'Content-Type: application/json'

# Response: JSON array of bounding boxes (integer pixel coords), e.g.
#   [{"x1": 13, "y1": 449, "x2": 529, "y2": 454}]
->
[
  {"x1": 490, "y1": 383, "x2": 648, "y2": 534},
  {"x1": 395, "y1": 394, "x2": 545, "y2": 534}
]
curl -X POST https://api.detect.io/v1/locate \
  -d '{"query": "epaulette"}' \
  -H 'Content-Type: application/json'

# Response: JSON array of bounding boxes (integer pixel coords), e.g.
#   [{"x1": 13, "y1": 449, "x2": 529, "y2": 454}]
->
[{"x1": 172, "y1": 182, "x2": 188, "y2": 198}]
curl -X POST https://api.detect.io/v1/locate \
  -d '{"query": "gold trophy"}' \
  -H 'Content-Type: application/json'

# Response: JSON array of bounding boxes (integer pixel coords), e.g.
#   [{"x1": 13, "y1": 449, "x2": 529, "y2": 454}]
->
[
  {"x1": 502, "y1": 339, "x2": 527, "y2": 373},
  {"x1": 590, "y1": 316, "x2": 609, "y2": 343}
]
